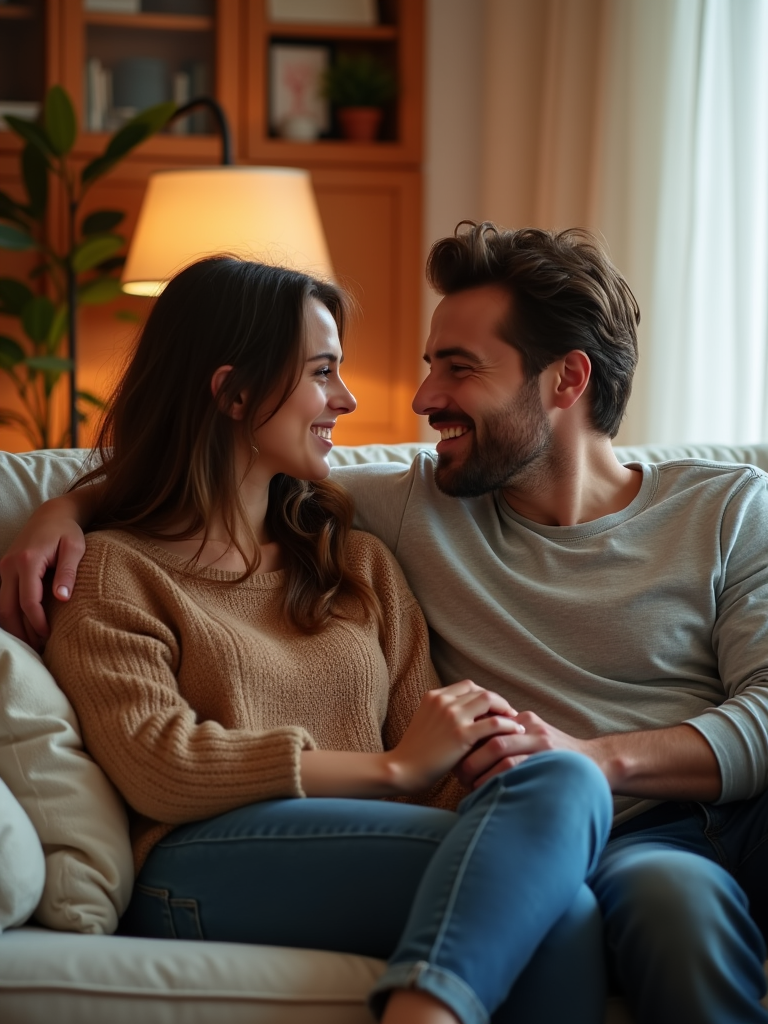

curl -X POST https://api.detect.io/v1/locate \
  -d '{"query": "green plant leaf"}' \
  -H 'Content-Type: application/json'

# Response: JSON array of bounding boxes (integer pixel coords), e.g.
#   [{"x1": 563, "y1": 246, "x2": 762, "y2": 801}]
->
[
  {"x1": 77, "y1": 389, "x2": 105, "y2": 408},
  {"x1": 3, "y1": 115, "x2": 54, "y2": 157},
  {"x1": 71, "y1": 234, "x2": 124, "y2": 273},
  {"x1": 96, "y1": 255, "x2": 125, "y2": 272},
  {"x1": 0, "y1": 279, "x2": 34, "y2": 315},
  {"x1": 0, "y1": 335, "x2": 25, "y2": 369},
  {"x1": 81, "y1": 209, "x2": 124, "y2": 236},
  {"x1": 21, "y1": 296, "x2": 55, "y2": 343},
  {"x1": 24, "y1": 355, "x2": 72, "y2": 372},
  {"x1": 44, "y1": 85, "x2": 77, "y2": 157},
  {"x1": 22, "y1": 143, "x2": 48, "y2": 218},
  {"x1": 130, "y1": 101, "x2": 177, "y2": 135},
  {"x1": 47, "y1": 304, "x2": 68, "y2": 348},
  {"x1": 78, "y1": 277, "x2": 122, "y2": 305},
  {"x1": 81, "y1": 102, "x2": 176, "y2": 186},
  {"x1": 0, "y1": 189, "x2": 28, "y2": 226},
  {"x1": 0, "y1": 223, "x2": 35, "y2": 251}
]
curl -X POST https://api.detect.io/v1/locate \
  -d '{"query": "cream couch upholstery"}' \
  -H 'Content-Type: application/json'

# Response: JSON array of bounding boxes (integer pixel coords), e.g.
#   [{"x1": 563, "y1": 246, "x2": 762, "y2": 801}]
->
[{"x1": 2, "y1": 441, "x2": 768, "y2": 1024}]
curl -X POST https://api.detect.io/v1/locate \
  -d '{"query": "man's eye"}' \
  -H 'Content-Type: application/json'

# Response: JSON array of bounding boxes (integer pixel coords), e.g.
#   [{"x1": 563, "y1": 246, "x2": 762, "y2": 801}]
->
[{"x1": 450, "y1": 364, "x2": 471, "y2": 374}]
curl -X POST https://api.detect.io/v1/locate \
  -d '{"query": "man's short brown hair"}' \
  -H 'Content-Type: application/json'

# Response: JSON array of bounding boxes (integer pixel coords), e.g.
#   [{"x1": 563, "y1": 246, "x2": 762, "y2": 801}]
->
[{"x1": 426, "y1": 222, "x2": 640, "y2": 438}]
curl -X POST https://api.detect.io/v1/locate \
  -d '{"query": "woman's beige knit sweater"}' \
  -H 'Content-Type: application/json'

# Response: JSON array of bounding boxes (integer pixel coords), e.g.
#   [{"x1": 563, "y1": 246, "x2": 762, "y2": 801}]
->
[{"x1": 44, "y1": 528, "x2": 464, "y2": 870}]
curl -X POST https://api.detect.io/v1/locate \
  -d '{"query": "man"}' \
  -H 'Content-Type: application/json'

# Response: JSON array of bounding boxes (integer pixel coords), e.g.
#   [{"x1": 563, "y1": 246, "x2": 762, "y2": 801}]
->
[
  {"x1": 330, "y1": 224, "x2": 768, "y2": 1023},
  {"x1": 3, "y1": 222, "x2": 768, "y2": 1022}
]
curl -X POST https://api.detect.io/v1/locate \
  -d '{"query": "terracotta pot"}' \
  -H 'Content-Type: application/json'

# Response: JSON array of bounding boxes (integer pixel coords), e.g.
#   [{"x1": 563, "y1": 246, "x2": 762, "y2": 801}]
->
[{"x1": 337, "y1": 107, "x2": 383, "y2": 143}]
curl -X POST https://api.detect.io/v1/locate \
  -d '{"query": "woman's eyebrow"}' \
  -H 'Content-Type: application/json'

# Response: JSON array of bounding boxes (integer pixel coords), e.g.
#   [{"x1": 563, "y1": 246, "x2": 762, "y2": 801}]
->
[{"x1": 307, "y1": 352, "x2": 342, "y2": 364}]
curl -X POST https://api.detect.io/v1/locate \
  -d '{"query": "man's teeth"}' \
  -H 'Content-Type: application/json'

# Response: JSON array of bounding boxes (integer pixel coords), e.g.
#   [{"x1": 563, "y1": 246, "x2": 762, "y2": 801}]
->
[
  {"x1": 312, "y1": 426, "x2": 332, "y2": 440},
  {"x1": 439, "y1": 426, "x2": 469, "y2": 440}
]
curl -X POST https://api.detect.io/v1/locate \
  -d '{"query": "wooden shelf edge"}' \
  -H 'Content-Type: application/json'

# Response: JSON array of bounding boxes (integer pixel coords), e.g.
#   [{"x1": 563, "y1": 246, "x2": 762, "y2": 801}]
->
[
  {"x1": 252, "y1": 138, "x2": 420, "y2": 166},
  {"x1": 266, "y1": 22, "x2": 397, "y2": 41},
  {"x1": 0, "y1": 4, "x2": 35, "y2": 19},
  {"x1": 84, "y1": 11, "x2": 213, "y2": 31}
]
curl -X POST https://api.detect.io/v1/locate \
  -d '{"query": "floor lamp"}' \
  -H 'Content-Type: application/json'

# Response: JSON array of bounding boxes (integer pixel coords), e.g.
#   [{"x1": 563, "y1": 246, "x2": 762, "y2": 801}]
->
[{"x1": 121, "y1": 100, "x2": 332, "y2": 298}]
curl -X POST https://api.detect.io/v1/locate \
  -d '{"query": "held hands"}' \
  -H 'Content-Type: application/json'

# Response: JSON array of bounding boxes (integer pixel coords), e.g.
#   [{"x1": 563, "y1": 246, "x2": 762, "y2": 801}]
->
[
  {"x1": 0, "y1": 503, "x2": 86, "y2": 649},
  {"x1": 455, "y1": 711, "x2": 595, "y2": 790},
  {"x1": 386, "y1": 680, "x2": 524, "y2": 794}
]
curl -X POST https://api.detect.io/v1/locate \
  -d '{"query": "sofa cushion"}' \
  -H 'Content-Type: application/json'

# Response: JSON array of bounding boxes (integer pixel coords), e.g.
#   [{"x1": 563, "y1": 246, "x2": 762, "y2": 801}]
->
[
  {"x1": 0, "y1": 631, "x2": 133, "y2": 934},
  {"x1": 0, "y1": 779, "x2": 45, "y2": 932},
  {"x1": 0, "y1": 927, "x2": 386, "y2": 1024}
]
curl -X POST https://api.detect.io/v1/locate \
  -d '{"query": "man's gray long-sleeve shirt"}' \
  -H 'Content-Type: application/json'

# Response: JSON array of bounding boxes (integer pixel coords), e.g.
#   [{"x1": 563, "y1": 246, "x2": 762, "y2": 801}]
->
[{"x1": 332, "y1": 453, "x2": 768, "y2": 824}]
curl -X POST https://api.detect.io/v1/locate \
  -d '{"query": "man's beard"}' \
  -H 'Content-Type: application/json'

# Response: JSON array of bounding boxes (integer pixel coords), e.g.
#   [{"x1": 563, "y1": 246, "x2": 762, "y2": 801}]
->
[{"x1": 433, "y1": 377, "x2": 553, "y2": 498}]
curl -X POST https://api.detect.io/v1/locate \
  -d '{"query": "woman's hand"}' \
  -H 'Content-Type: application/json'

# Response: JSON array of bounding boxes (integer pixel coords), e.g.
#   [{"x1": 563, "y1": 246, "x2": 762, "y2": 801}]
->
[
  {"x1": 386, "y1": 680, "x2": 524, "y2": 794},
  {"x1": 0, "y1": 499, "x2": 87, "y2": 649}
]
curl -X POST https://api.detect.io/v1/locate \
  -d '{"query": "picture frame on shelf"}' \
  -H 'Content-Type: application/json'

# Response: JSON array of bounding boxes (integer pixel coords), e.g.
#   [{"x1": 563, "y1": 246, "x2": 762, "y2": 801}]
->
[
  {"x1": 269, "y1": 44, "x2": 331, "y2": 142},
  {"x1": 267, "y1": 0, "x2": 378, "y2": 26}
]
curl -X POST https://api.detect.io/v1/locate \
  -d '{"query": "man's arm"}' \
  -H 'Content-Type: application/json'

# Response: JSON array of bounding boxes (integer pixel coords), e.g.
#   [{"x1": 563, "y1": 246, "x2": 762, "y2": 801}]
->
[
  {"x1": 0, "y1": 484, "x2": 101, "y2": 647},
  {"x1": 457, "y1": 713, "x2": 721, "y2": 801}
]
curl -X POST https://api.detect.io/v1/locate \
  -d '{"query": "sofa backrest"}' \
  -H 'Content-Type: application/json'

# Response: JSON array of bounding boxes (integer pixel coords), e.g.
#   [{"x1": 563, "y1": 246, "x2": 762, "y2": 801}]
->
[{"x1": 2, "y1": 442, "x2": 768, "y2": 559}]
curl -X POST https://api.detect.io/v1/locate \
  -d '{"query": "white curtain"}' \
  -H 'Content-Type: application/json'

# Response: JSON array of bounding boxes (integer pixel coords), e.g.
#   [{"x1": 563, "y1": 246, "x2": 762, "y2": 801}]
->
[
  {"x1": 596, "y1": 0, "x2": 768, "y2": 446},
  {"x1": 424, "y1": 0, "x2": 768, "y2": 446}
]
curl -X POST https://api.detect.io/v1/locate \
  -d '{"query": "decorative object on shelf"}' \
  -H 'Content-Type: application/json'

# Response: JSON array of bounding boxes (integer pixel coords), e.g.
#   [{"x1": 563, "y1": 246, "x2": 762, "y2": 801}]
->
[
  {"x1": 322, "y1": 52, "x2": 396, "y2": 142},
  {"x1": 0, "y1": 86, "x2": 175, "y2": 448},
  {"x1": 267, "y1": 0, "x2": 377, "y2": 25},
  {"x1": 269, "y1": 44, "x2": 330, "y2": 142}
]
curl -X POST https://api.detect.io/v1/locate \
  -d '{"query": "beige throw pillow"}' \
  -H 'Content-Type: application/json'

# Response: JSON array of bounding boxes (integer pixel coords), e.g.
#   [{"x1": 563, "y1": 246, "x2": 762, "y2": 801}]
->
[
  {"x1": 0, "y1": 777, "x2": 45, "y2": 932},
  {"x1": 0, "y1": 631, "x2": 133, "y2": 934}
]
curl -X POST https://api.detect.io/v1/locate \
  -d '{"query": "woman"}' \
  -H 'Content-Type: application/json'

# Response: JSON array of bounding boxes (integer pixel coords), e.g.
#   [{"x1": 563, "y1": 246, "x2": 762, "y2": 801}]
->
[{"x1": 37, "y1": 256, "x2": 611, "y2": 1024}]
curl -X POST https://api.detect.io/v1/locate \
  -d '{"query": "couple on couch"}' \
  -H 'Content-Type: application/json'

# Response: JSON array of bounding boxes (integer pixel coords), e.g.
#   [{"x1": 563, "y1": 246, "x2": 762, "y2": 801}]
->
[{"x1": 2, "y1": 222, "x2": 767, "y2": 1024}]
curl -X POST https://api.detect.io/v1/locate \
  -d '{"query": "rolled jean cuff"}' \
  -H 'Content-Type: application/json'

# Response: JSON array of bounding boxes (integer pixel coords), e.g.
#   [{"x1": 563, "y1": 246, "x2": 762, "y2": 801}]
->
[{"x1": 368, "y1": 959, "x2": 489, "y2": 1024}]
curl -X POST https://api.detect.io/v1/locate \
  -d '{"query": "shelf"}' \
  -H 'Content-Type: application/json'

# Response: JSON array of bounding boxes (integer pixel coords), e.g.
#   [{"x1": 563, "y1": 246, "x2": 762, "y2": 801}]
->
[
  {"x1": 0, "y1": 4, "x2": 35, "y2": 19},
  {"x1": 266, "y1": 22, "x2": 397, "y2": 41},
  {"x1": 84, "y1": 12, "x2": 213, "y2": 31},
  {"x1": 253, "y1": 136, "x2": 417, "y2": 167}
]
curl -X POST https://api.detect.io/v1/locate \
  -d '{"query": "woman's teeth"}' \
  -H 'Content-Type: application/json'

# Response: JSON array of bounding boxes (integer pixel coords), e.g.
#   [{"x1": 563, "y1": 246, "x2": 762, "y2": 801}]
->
[
  {"x1": 312, "y1": 426, "x2": 332, "y2": 440},
  {"x1": 439, "y1": 426, "x2": 469, "y2": 440}
]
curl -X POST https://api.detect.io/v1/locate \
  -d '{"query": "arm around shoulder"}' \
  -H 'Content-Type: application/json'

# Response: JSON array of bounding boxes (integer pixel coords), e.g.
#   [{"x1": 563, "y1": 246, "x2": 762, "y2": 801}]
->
[{"x1": 0, "y1": 481, "x2": 103, "y2": 647}]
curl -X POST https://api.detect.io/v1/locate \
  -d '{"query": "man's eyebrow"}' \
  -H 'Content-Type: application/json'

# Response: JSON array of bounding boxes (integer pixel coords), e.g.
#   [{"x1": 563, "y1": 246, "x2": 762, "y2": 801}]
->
[{"x1": 423, "y1": 347, "x2": 482, "y2": 365}]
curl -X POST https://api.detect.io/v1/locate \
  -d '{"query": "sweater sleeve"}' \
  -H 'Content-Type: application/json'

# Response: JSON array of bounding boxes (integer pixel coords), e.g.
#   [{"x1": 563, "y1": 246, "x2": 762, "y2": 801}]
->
[
  {"x1": 44, "y1": 549, "x2": 316, "y2": 826},
  {"x1": 686, "y1": 472, "x2": 768, "y2": 802}
]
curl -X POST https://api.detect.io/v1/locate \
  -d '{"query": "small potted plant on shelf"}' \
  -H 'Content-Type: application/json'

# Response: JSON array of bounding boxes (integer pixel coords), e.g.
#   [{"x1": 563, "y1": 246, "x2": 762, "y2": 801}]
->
[{"x1": 322, "y1": 53, "x2": 397, "y2": 143}]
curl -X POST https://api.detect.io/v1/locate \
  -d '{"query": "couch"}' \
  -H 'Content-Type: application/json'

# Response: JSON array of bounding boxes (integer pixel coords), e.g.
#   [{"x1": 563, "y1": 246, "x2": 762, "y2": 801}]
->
[{"x1": 1, "y1": 440, "x2": 768, "y2": 1024}]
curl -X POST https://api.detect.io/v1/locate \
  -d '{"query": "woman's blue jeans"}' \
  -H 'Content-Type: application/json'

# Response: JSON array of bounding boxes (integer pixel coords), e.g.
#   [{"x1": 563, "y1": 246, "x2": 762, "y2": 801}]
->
[{"x1": 122, "y1": 750, "x2": 613, "y2": 1024}]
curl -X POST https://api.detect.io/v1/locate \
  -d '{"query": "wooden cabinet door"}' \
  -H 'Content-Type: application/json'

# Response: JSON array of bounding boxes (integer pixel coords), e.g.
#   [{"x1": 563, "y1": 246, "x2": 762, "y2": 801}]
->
[{"x1": 311, "y1": 166, "x2": 422, "y2": 445}]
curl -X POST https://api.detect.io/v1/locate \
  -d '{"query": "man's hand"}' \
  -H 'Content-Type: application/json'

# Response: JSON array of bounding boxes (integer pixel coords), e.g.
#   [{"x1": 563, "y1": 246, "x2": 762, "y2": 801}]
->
[
  {"x1": 456, "y1": 711, "x2": 723, "y2": 802},
  {"x1": 0, "y1": 507, "x2": 86, "y2": 649}
]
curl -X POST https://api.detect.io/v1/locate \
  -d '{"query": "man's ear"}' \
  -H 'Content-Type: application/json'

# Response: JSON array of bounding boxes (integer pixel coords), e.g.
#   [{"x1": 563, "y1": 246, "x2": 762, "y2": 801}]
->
[
  {"x1": 211, "y1": 365, "x2": 248, "y2": 421},
  {"x1": 548, "y1": 350, "x2": 591, "y2": 411}
]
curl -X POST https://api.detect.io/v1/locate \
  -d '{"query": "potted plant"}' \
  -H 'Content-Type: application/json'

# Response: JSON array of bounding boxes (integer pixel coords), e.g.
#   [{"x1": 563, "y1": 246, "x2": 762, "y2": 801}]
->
[
  {"x1": 322, "y1": 53, "x2": 397, "y2": 143},
  {"x1": 0, "y1": 86, "x2": 174, "y2": 449}
]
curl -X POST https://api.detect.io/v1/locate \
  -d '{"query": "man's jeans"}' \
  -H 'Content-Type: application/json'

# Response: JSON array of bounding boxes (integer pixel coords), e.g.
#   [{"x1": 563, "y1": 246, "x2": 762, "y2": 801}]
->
[
  {"x1": 594, "y1": 794, "x2": 768, "y2": 1024},
  {"x1": 122, "y1": 751, "x2": 612, "y2": 1024}
]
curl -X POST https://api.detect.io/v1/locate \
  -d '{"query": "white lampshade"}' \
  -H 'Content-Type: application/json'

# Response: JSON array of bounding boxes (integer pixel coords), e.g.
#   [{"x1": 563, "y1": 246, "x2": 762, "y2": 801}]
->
[{"x1": 121, "y1": 166, "x2": 333, "y2": 296}]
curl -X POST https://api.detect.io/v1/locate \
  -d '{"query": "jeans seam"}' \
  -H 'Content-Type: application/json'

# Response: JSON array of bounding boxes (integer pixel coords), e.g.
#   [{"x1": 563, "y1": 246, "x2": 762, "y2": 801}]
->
[
  {"x1": 429, "y1": 782, "x2": 503, "y2": 964},
  {"x1": 157, "y1": 831, "x2": 446, "y2": 849}
]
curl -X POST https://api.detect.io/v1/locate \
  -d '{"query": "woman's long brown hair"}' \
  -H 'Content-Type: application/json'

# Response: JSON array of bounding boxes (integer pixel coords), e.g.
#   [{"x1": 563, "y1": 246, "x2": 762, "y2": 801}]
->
[{"x1": 76, "y1": 256, "x2": 381, "y2": 634}]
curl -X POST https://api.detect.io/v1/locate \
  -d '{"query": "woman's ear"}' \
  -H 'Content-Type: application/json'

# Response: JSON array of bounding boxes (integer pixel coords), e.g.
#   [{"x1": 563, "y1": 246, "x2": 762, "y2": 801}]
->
[{"x1": 211, "y1": 365, "x2": 248, "y2": 421}]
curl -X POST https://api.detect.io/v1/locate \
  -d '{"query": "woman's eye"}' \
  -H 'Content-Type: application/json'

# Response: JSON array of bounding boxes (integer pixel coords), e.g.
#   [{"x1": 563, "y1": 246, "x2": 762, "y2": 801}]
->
[{"x1": 315, "y1": 366, "x2": 331, "y2": 380}]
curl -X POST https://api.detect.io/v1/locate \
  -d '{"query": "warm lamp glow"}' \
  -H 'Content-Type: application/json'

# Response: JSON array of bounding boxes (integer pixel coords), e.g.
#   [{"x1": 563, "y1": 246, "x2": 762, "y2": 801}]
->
[{"x1": 122, "y1": 166, "x2": 333, "y2": 296}]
